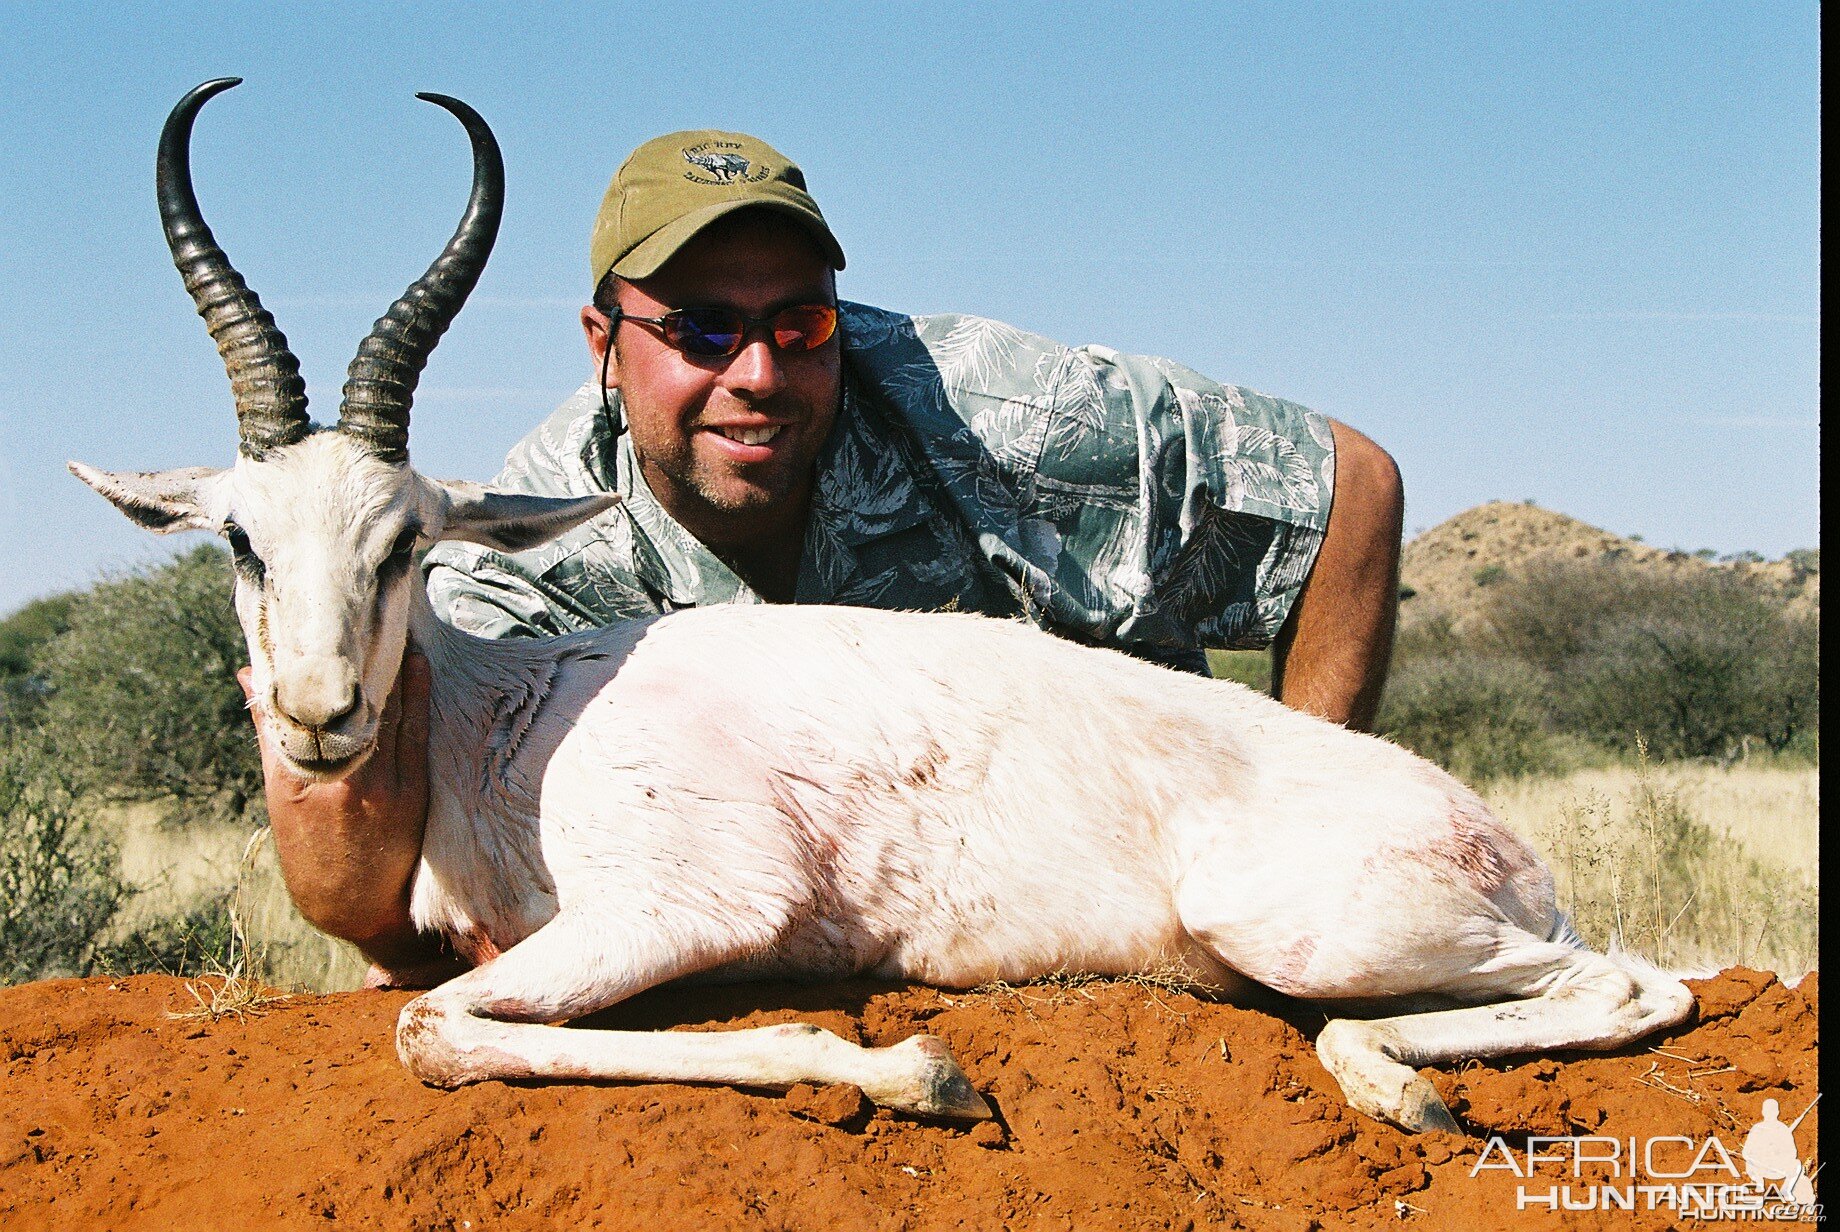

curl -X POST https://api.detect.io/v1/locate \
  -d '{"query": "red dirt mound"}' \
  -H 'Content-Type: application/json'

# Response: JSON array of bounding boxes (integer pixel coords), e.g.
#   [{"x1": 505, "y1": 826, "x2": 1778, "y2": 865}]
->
[{"x1": 0, "y1": 969, "x2": 1817, "y2": 1230}]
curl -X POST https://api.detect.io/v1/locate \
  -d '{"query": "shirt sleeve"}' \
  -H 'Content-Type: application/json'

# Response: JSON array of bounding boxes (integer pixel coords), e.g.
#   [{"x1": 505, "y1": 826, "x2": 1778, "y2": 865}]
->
[
  {"x1": 1032, "y1": 341, "x2": 1338, "y2": 650},
  {"x1": 841, "y1": 306, "x2": 1337, "y2": 652},
  {"x1": 421, "y1": 383, "x2": 648, "y2": 639}
]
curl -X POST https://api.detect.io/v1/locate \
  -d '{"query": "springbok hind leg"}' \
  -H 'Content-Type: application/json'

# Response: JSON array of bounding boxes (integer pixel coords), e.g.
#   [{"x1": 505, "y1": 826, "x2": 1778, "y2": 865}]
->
[
  {"x1": 395, "y1": 914, "x2": 992, "y2": 1120},
  {"x1": 1314, "y1": 945, "x2": 1695, "y2": 1133}
]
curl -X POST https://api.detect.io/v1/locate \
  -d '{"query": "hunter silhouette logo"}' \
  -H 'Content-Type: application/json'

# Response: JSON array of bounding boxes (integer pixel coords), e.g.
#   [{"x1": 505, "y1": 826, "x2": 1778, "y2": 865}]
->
[
  {"x1": 1742, "y1": 1096, "x2": 1818, "y2": 1207},
  {"x1": 681, "y1": 142, "x2": 767, "y2": 185}
]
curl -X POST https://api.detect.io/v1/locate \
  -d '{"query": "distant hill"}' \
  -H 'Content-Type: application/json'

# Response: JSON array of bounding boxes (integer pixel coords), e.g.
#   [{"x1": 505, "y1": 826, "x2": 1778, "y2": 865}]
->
[{"x1": 1398, "y1": 501, "x2": 1819, "y2": 632}]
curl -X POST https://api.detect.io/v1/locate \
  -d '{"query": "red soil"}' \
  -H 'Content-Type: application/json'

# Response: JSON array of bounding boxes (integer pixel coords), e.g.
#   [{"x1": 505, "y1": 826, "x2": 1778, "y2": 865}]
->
[{"x1": 0, "y1": 969, "x2": 1817, "y2": 1230}]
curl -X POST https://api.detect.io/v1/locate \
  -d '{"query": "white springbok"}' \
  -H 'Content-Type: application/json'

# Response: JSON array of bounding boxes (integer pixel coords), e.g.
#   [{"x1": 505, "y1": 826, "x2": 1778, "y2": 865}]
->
[{"x1": 74, "y1": 80, "x2": 1694, "y2": 1133}]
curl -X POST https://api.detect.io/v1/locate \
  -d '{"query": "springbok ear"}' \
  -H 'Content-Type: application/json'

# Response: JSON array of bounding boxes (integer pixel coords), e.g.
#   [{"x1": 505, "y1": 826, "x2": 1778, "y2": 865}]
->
[
  {"x1": 68, "y1": 462, "x2": 222, "y2": 533},
  {"x1": 431, "y1": 479, "x2": 620, "y2": 553}
]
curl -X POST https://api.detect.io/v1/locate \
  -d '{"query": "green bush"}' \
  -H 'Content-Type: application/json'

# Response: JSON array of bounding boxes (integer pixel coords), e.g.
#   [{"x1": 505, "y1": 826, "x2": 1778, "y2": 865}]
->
[
  {"x1": 1205, "y1": 648, "x2": 1271, "y2": 692},
  {"x1": 1375, "y1": 651, "x2": 1566, "y2": 781},
  {"x1": 1472, "y1": 564, "x2": 1507, "y2": 587},
  {"x1": 0, "y1": 727, "x2": 128, "y2": 983},
  {"x1": 1478, "y1": 562, "x2": 1820, "y2": 762},
  {"x1": 92, "y1": 892, "x2": 237, "y2": 978},
  {"x1": 0, "y1": 591, "x2": 76, "y2": 726},
  {"x1": 34, "y1": 546, "x2": 258, "y2": 823}
]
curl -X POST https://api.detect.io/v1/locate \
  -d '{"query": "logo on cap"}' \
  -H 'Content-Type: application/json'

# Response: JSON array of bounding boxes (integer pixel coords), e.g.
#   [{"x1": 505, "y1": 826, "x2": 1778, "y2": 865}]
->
[{"x1": 681, "y1": 141, "x2": 768, "y2": 186}]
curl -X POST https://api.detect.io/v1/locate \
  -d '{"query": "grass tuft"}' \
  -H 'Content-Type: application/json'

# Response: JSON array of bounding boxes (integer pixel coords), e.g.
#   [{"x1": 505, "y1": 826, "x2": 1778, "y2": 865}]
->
[
  {"x1": 164, "y1": 829, "x2": 289, "y2": 1021},
  {"x1": 968, "y1": 959, "x2": 1210, "y2": 1019}
]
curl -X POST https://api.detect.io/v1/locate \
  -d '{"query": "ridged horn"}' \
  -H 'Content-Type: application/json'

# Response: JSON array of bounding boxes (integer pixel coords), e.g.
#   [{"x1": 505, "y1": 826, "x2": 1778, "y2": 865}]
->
[
  {"x1": 158, "y1": 78, "x2": 312, "y2": 460},
  {"x1": 337, "y1": 93, "x2": 503, "y2": 464}
]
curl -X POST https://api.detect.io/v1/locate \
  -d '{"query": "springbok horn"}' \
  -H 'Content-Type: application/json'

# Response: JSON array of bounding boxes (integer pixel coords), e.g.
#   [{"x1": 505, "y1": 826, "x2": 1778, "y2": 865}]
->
[
  {"x1": 337, "y1": 94, "x2": 503, "y2": 464},
  {"x1": 158, "y1": 78, "x2": 312, "y2": 460}
]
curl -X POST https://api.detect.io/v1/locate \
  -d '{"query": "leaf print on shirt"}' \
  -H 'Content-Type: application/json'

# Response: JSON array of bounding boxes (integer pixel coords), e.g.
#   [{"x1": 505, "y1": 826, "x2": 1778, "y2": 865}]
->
[
  {"x1": 817, "y1": 398, "x2": 924, "y2": 540},
  {"x1": 971, "y1": 395, "x2": 1052, "y2": 480},
  {"x1": 1033, "y1": 348, "x2": 1111, "y2": 456},
  {"x1": 1053, "y1": 510, "x2": 1151, "y2": 618},
  {"x1": 927, "y1": 317, "x2": 1032, "y2": 393},
  {"x1": 801, "y1": 514, "x2": 856, "y2": 596},
  {"x1": 1140, "y1": 501, "x2": 1274, "y2": 634},
  {"x1": 881, "y1": 361, "x2": 955, "y2": 424},
  {"x1": 838, "y1": 302, "x2": 919, "y2": 351},
  {"x1": 1222, "y1": 425, "x2": 1321, "y2": 514}
]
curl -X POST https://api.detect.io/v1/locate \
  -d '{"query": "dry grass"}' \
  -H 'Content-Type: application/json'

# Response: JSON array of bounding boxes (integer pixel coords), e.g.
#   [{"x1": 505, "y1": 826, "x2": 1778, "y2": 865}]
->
[
  {"x1": 962, "y1": 960, "x2": 1210, "y2": 1020},
  {"x1": 165, "y1": 830, "x2": 292, "y2": 1021},
  {"x1": 103, "y1": 802, "x2": 368, "y2": 992},
  {"x1": 1484, "y1": 756, "x2": 1819, "y2": 979},
  {"x1": 1485, "y1": 761, "x2": 1819, "y2": 860}
]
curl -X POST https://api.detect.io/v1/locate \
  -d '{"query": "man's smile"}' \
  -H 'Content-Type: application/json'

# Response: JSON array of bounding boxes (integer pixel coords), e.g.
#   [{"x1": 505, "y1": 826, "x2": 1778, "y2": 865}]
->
[
  {"x1": 710, "y1": 424, "x2": 783, "y2": 446},
  {"x1": 699, "y1": 420, "x2": 793, "y2": 461}
]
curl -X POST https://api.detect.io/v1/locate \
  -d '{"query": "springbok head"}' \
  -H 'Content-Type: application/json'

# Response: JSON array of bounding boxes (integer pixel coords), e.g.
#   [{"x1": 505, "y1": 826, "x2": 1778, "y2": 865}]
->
[{"x1": 72, "y1": 79, "x2": 615, "y2": 781}]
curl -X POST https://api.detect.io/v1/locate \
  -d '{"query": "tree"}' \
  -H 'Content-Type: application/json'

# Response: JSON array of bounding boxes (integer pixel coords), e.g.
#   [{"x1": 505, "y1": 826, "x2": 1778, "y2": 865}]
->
[
  {"x1": 34, "y1": 546, "x2": 258, "y2": 821},
  {"x1": 0, "y1": 591, "x2": 77, "y2": 726},
  {"x1": 1376, "y1": 651, "x2": 1558, "y2": 781},
  {"x1": 1482, "y1": 562, "x2": 1819, "y2": 761}
]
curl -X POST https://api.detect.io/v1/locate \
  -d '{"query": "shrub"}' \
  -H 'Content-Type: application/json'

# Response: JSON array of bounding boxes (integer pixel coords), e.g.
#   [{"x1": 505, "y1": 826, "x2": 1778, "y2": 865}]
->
[
  {"x1": 92, "y1": 892, "x2": 237, "y2": 979},
  {"x1": 0, "y1": 591, "x2": 77, "y2": 726},
  {"x1": 1376, "y1": 651, "x2": 1564, "y2": 781},
  {"x1": 1480, "y1": 562, "x2": 1819, "y2": 761},
  {"x1": 1205, "y1": 648, "x2": 1271, "y2": 692},
  {"x1": 1750, "y1": 613, "x2": 1819, "y2": 758},
  {"x1": 0, "y1": 728, "x2": 128, "y2": 983},
  {"x1": 34, "y1": 546, "x2": 258, "y2": 823}
]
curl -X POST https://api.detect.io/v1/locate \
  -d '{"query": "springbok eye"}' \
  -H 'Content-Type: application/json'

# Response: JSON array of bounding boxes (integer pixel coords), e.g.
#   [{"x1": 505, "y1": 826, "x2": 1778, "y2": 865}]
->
[
  {"x1": 223, "y1": 522, "x2": 265, "y2": 579},
  {"x1": 386, "y1": 525, "x2": 421, "y2": 566}
]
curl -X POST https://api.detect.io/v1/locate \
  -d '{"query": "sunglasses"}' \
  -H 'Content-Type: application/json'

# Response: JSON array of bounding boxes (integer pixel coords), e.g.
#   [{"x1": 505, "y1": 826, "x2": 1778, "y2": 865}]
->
[{"x1": 609, "y1": 303, "x2": 839, "y2": 358}]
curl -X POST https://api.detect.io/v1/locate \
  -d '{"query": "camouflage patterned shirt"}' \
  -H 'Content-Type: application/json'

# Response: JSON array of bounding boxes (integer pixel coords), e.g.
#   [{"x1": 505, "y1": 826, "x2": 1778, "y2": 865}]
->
[{"x1": 423, "y1": 302, "x2": 1336, "y2": 673}]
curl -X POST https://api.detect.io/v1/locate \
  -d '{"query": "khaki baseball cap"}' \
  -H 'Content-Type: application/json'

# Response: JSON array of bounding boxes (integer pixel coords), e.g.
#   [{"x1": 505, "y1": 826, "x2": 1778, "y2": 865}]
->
[{"x1": 589, "y1": 130, "x2": 846, "y2": 286}]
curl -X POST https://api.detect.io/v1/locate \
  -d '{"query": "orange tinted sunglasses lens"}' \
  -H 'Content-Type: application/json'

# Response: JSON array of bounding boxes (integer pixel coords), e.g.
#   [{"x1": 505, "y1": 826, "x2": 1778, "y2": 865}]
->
[{"x1": 769, "y1": 304, "x2": 838, "y2": 352}]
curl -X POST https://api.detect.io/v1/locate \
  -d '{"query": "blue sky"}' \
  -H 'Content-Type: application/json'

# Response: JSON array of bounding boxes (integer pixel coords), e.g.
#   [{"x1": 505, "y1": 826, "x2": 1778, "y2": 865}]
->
[{"x1": 0, "y1": 3, "x2": 1819, "y2": 614}]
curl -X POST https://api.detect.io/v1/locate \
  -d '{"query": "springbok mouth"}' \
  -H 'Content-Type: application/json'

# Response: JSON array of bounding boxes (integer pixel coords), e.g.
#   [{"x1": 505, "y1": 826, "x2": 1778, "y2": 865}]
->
[{"x1": 284, "y1": 747, "x2": 372, "y2": 782}]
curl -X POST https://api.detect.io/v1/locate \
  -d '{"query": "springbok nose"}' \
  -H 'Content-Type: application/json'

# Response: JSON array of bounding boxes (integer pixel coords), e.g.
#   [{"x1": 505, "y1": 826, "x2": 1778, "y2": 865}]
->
[{"x1": 274, "y1": 660, "x2": 362, "y2": 730}]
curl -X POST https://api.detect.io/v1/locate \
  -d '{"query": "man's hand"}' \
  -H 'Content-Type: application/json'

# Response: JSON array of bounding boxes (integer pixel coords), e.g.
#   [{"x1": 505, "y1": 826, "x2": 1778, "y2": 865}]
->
[{"x1": 239, "y1": 653, "x2": 440, "y2": 973}]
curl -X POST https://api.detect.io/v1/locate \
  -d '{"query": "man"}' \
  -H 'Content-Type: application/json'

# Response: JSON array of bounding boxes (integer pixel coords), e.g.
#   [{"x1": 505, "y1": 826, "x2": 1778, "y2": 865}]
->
[{"x1": 251, "y1": 130, "x2": 1404, "y2": 978}]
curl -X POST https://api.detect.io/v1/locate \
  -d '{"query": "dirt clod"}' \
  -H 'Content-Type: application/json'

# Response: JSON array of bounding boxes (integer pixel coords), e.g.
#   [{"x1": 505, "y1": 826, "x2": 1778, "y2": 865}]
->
[{"x1": 783, "y1": 1081, "x2": 870, "y2": 1129}]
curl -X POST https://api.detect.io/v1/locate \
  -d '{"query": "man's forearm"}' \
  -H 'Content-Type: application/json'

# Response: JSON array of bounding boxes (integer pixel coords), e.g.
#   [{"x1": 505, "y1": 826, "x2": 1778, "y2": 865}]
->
[
  {"x1": 242, "y1": 654, "x2": 436, "y2": 968},
  {"x1": 267, "y1": 798, "x2": 428, "y2": 961}
]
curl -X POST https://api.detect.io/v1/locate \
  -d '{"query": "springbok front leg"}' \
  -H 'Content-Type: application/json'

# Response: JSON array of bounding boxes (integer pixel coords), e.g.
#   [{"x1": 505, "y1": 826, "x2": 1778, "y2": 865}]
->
[
  {"x1": 395, "y1": 913, "x2": 993, "y2": 1120},
  {"x1": 1314, "y1": 942, "x2": 1695, "y2": 1132}
]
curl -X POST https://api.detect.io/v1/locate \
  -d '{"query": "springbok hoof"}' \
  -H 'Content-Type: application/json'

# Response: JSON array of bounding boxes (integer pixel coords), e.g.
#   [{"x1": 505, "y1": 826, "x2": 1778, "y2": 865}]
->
[
  {"x1": 1316, "y1": 1019, "x2": 1460, "y2": 1134},
  {"x1": 883, "y1": 1035, "x2": 994, "y2": 1120},
  {"x1": 1394, "y1": 1077, "x2": 1461, "y2": 1134}
]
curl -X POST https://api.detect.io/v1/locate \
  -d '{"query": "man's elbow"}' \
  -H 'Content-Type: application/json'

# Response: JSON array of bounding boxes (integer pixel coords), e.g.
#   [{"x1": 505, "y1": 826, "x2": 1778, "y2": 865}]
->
[{"x1": 1328, "y1": 420, "x2": 1404, "y2": 551}]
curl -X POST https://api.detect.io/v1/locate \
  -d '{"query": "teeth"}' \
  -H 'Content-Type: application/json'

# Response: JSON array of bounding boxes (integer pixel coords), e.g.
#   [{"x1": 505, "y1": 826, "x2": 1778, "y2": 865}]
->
[{"x1": 716, "y1": 425, "x2": 781, "y2": 446}]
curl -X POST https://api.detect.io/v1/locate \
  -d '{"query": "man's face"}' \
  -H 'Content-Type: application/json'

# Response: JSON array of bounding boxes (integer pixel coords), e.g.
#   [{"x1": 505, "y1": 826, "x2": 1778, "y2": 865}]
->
[{"x1": 583, "y1": 213, "x2": 842, "y2": 548}]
